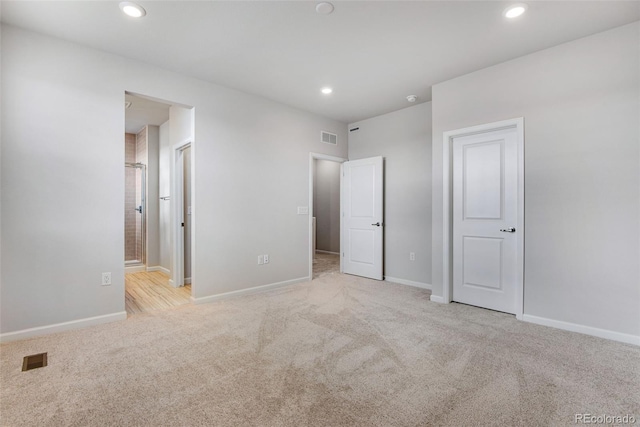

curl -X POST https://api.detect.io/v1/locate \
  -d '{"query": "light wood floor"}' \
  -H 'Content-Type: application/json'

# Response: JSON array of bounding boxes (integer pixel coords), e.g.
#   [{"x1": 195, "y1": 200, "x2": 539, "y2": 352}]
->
[{"x1": 125, "y1": 271, "x2": 191, "y2": 316}]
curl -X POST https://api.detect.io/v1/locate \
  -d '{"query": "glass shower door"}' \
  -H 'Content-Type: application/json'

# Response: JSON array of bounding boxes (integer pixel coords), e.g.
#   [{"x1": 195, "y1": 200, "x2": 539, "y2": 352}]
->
[{"x1": 125, "y1": 163, "x2": 146, "y2": 265}]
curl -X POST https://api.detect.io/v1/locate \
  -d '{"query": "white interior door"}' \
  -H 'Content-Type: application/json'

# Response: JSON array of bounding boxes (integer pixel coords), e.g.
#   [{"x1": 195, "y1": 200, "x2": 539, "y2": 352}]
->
[
  {"x1": 343, "y1": 156, "x2": 383, "y2": 280},
  {"x1": 452, "y1": 128, "x2": 519, "y2": 314}
]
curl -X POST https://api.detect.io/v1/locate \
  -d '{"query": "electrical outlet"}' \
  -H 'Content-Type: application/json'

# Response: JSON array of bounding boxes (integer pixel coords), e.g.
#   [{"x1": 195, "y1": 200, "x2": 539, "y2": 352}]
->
[
  {"x1": 258, "y1": 255, "x2": 264, "y2": 265},
  {"x1": 264, "y1": 254, "x2": 269, "y2": 264},
  {"x1": 101, "y1": 272, "x2": 112, "y2": 286},
  {"x1": 409, "y1": 252, "x2": 415, "y2": 261}
]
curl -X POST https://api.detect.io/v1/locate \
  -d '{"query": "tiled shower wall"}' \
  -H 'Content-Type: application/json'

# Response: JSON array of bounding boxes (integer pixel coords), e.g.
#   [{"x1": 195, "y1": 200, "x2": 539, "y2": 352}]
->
[{"x1": 124, "y1": 133, "x2": 137, "y2": 261}]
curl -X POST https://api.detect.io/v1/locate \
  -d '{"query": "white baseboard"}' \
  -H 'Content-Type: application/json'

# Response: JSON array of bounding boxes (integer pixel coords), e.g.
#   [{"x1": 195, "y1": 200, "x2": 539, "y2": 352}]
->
[
  {"x1": 315, "y1": 250, "x2": 340, "y2": 255},
  {"x1": 191, "y1": 277, "x2": 310, "y2": 305},
  {"x1": 125, "y1": 265, "x2": 146, "y2": 273},
  {"x1": 430, "y1": 295, "x2": 446, "y2": 303},
  {"x1": 147, "y1": 266, "x2": 170, "y2": 275},
  {"x1": 384, "y1": 276, "x2": 431, "y2": 290},
  {"x1": 0, "y1": 311, "x2": 127, "y2": 343},
  {"x1": 184, "y1": 277, "x2": 192, "y2": 285},
  {"x1": 522, "y1": 314, "x2": 640, "y2": 346}
]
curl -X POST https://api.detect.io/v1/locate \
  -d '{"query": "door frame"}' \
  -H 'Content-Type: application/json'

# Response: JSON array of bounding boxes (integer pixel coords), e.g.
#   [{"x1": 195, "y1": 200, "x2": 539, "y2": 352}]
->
[
  {"x1": 171, "y1": 138, "x2": 195, "y2": 291},
  {"x1": 441, "y1": 117, "x2": 524, "y2": 319},
  {"x1": 308, "y1": 152, "x2": 348, "y2": 280}
]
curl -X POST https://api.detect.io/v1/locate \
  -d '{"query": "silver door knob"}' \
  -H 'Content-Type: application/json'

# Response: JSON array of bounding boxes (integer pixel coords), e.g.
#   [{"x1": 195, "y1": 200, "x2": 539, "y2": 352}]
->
[
  {"x1": 371, "y1": 222, "x2": 381, "y2": 227},
  {"x1": 500, "y1": 227, "x2": 516, "y2": 233}
]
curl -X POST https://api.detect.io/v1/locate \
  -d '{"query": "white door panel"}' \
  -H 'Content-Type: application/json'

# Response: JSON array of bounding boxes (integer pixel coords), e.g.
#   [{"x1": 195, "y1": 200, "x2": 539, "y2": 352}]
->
[
  {"x1": 343, "y1": 157, "x2": 383, "y2": 280},
  {"x1": 349, "y1": 229, "x2": 375, "y2": 264},
  {"x1": 462, "y1": 236, "x2": 503, "y2": 290},
  {"x1": 453, "y1": 128, "x2": 518, "y2": 314},
  {"x1": 463, "y1": 141, "x2": 503, "y2": 219},
  {"x1": 350, "y1": 164, "x2": 376, "y2": 217}
]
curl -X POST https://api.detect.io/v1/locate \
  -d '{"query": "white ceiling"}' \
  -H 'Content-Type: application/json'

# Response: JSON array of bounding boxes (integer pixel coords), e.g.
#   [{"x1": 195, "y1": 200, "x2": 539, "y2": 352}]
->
[
  {"x1": 2, "y1": 1, "x2": 639, "y2": 123},
  {"x1": 125, "y1": 93, "x2": 170, "y2": 134}
]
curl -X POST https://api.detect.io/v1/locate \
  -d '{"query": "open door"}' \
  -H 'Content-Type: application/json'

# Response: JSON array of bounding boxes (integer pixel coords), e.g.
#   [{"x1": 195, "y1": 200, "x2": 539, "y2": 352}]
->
[{"x1": 343, "y1": 156, "x2": 383, "y2": 280}]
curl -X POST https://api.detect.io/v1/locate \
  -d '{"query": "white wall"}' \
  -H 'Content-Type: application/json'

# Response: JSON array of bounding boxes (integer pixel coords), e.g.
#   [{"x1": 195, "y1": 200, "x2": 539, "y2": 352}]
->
[
  {"x1": 349, "y1": 103, "x2": 432, "y2": 286},
  {"x1": 313, "y1": 159, "x2": 341, "y2": 253},
  {"x1": 158, "y1": 120, "x2": 171, "y2": 272},
  {"x1": 168, "y1": 105, "x2": 193, "y2": 284},
  {"x1": 0, "y1": 26, "x2": 347, "y2": 335},
  {"x1": 146, "y1": 125, "x2": 160, "y2": 268},
  {"x1": 169, "y1": 105, "x2": 193, "y2": 147},
  {"x1": 431, "y1": 22, "x2": 639, "y2": 339}
]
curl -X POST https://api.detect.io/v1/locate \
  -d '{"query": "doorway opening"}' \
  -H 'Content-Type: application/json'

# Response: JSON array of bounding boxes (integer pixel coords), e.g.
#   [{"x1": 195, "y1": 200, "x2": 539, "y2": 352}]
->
[
  {"x1": 124, "y1": 92, "x2": 195, "y2": 315},
  {"x1": 309, "y1": 153, "x2": 347, "y2": 279}
]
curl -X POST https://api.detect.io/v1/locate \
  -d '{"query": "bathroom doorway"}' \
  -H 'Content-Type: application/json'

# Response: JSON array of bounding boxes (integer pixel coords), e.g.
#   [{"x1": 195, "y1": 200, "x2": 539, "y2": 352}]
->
[{"x1": 124, "y1": 92, "x2": 194, "y2": 315}]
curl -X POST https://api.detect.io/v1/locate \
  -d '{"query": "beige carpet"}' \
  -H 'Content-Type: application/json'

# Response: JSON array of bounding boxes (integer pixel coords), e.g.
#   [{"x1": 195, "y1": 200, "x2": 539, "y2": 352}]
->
[
  {"x1": 313, "y1": 252, "x2": 340, "y2": 279},
  {"x1": 1, "y1": 273, "x2": 639, "y2": 426}
]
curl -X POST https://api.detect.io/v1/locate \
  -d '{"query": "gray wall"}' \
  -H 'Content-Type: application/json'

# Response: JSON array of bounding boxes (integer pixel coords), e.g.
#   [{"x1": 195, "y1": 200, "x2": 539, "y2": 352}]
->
[
  {"x1": 168, "y1": 105, "x2": 194, "y2": 282},
  {"x1": 313, "y1": 159, "x2": 341, "y2": 253},
  {"x1": 349, "y1": 102, "x2": 432, "y2": 285},
  {"x1": 159, "y1": 120, "x2": 171, "y2": 272},
  {"x1": 0, "y1": 26, "x2": 347, "y2": 334},
  {"x1": 431, "y1": 22, "x2": 639, "y2": 337},
  {"x1": 146, "y1": 125, "x2": 160, "y2": 268}
]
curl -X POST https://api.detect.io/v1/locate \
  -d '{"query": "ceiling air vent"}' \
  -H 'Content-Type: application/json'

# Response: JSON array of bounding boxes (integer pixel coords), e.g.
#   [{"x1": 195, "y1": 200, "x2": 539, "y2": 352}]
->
[{"x1": 321, "y1": 131, "x2": 337, "y2": 145}]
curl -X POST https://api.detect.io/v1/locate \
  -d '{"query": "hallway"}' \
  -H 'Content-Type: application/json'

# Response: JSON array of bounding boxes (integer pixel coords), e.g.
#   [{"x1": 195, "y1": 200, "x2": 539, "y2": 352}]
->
[
  {"x1": 125, "y1": 271, "x2": 191, "y2": 315},
  {"x1": 313, "y1": 252, "x2": 340, "y2": 279}
]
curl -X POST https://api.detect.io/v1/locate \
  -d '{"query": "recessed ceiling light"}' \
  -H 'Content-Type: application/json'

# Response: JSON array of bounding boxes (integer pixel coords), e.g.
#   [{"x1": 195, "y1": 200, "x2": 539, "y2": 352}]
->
[
  {"x1": 503, "y1": 3, "x2": 528, "y2": 19},
  {"x1": 321, "y1": 87, "x2": 333, "y2": 95},
  {"x1": 316, "y1": 2, "x2": 334, "y2": 15},
  {"x1": 406, "y1": 95, "x2": 417, "y2": 103},
  {"x1": 119, "y1": 2, "x2": 146, "y2": 18}
]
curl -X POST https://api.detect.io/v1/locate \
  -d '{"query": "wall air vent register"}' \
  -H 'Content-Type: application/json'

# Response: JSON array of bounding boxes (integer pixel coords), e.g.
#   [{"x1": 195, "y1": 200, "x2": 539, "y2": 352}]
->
[{"x1": 321, "y1": 131, "x2": 337, "y2": 145}]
